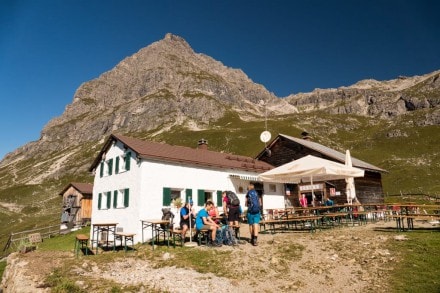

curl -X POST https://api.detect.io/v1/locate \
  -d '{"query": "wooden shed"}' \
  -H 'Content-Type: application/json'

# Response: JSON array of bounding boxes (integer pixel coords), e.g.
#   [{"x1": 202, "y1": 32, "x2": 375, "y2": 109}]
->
[
  {"x1": 59, "y1": 182, "x2": 93, "y2": 230},
  {"x1": 255, "y1": 134, "x2": 387, "y2": 205}
]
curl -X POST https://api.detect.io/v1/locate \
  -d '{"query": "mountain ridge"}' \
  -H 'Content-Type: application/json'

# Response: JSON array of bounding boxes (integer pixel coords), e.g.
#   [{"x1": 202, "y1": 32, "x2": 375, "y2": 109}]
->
[{"x1": 0, "y1": 33, "x2": 439, "y2": 186}]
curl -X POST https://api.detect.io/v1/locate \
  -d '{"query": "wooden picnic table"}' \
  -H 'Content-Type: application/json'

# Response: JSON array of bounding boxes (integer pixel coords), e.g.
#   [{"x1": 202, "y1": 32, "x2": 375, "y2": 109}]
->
[
  {"x1": 91, "y1": 222, "x2": 118, "y2": 255},
  {"x1": 260, "y1": 215, "x2": 323, "y2": 233},
  {"x1": 140, "y1": 219, "x2": 171, "y2": 249}
]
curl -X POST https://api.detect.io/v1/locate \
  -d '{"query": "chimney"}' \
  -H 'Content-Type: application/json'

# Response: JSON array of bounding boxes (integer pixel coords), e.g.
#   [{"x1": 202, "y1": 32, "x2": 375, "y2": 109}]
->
[
  {"x1": 301, "y1": 131, "x2": 312, "y2": 141},
  {"x1": 197, "y1": 138, "x2": 208, "y2": 150}
]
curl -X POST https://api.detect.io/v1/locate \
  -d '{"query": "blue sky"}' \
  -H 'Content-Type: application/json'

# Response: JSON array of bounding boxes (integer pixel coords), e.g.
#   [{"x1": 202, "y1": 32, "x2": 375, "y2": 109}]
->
[{"x1": 1, "y1": 0, "x2": 439, "y2": 160}]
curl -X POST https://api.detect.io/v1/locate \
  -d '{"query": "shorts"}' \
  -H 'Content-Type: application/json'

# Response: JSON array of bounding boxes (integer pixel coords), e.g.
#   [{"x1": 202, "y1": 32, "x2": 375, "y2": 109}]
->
[
  {"x1": 199, "y1": 224, "x2": 214, "y2": 230},
  {"x1": 228, "y1": 205, "x2": 240, "y2": 222},
  {"x1": 180, "y1": 220, "x2": 189, "y2": 229},
  {"x1": 247, "y1": 212, "x2": 261, "y2": 225}
]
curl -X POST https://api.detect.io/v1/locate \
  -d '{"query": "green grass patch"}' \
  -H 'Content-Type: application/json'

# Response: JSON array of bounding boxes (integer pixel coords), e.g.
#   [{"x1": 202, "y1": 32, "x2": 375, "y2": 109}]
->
[
  {"x1": 388, "y1": 230, "x2": 440, "y2": 292},
  {"x1": 0, "y1": 260, "x2": 6, "y2": 284},
  {"x1": 38, "y1": 226, "x2": 90, "y2": 252}
]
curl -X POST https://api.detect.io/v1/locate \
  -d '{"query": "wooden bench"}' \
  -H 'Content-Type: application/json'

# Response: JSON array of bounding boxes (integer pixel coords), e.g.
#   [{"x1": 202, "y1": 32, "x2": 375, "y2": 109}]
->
[
  {"x1": 169, "y1": 228, "x2": 184, "y2": 247},
  {"x1": 115, "y1": 232, "x2": 136, "y2": 252},
  {"x1": 74, "y1": 234, "x2": 89, "y2": 257},
  {"x1": 195, "y1": 228, "x2": 210, "y2": 246}
]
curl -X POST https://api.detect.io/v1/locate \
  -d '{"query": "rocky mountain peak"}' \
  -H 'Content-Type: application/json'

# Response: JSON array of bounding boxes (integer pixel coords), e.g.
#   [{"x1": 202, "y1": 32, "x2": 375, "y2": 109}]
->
[{"x1": 2, "y1": 33, "x2": 296, "y2": 166}]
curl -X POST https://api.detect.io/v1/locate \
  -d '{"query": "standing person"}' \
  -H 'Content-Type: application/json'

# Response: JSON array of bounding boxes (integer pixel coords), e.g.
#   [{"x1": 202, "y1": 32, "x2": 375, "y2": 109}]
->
[
  {"x1": 180, "y1": 201, "x2": 195, "y2": 241},
  {"x1": 222, "y1": 191, "x2": 241, "y2": 227},
  {"x1": 195, "y1": 200, "x2": 221, "y2": 246},
  {"x1": 300, "y1": 193, "x2": 308, "y2": 208},
  {"x1": 245, "y1": 184, "x2": 261, "y2": 246}
]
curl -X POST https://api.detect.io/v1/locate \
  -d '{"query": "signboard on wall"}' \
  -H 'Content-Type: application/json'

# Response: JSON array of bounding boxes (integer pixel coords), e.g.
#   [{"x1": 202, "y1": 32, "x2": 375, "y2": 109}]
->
[{"x1": 299, "y1": 184, "x2": 323, "y2": 191}]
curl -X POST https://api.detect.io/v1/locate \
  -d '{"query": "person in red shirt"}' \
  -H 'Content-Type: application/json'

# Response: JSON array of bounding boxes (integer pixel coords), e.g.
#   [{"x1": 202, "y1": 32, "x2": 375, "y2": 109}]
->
[{"x1": 300, "y1": 193, "x2": 308, "y2": 208}]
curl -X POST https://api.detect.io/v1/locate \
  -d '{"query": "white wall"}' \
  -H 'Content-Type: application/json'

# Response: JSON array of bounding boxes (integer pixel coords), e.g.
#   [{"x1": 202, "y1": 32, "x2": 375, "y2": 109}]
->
[{"x1": 91, "y1": 141, "x2": 287, "y2": 244}]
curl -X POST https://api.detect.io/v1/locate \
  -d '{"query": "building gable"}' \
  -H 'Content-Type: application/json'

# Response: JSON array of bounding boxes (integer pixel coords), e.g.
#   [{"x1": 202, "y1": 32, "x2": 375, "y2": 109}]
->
[{"x1": 256, "y1": 134, "x2": 386, "y2": 173}]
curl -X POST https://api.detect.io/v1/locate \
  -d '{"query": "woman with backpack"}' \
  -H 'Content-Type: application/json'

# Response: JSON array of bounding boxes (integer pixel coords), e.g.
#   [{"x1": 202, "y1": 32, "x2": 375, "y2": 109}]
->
[{"x1": 222, "y1": 191, "x2": 241, "y2": 227}]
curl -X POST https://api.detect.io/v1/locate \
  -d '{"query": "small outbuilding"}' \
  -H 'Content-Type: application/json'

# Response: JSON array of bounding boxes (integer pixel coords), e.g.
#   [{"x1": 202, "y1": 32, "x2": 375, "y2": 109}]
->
[{"x1": 59, "y1": 182, "x2": 93, "y2": 231}]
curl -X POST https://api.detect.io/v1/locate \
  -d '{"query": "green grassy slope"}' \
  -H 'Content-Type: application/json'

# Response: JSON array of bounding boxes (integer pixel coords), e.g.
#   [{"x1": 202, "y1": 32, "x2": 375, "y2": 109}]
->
[{"x1": 1, "y1": 110, "x2": 439, "y2": 257}]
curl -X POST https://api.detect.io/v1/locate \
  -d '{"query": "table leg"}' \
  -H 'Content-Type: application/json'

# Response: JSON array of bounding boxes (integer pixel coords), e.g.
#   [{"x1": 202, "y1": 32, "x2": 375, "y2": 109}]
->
[{"x1": 151, "y1": 224, "x2": 155, "y2": 250}]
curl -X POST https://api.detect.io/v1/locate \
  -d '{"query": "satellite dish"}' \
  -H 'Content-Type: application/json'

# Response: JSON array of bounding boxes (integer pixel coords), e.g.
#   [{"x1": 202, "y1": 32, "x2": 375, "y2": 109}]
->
[{"x1": 260, "y1": 131, "x2": 271, "y2": 143}]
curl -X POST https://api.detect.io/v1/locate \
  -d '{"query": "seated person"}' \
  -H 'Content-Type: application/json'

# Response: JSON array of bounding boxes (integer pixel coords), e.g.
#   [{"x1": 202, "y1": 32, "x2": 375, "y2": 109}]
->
[
  {"x1": 208, "y1": 203, "x2": 220, "y2": 224},
  {"x1": 195, "y1": 200, "x2": 221, "y2": 246},
  {"x1": 180, "y1": 201, "x2": 195, "y2": 240},
  {"x1": 325, "y1": 198, "x2": 334, "y2": 206}
]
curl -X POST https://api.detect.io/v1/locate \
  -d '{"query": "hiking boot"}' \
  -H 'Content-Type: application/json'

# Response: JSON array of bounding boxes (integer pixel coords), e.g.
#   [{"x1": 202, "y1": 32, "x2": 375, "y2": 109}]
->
[
  {"x1": 253, "y1": 240, "x2": 258, "y2": 246},
  {"x1": 212, "y1": 242, "x2": 222, "y2": 247}
]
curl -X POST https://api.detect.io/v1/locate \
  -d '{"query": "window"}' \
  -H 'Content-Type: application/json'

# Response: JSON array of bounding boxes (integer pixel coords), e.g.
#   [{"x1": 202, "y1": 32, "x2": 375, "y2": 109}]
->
[
  {"x1": 269, "y1": 184, "x2": 277, "y2": 192},
  {"x1": 98, "y1": 191, "x2": 112, "y2": 210},
  {"x1": 100, "y1": 159, "x2": 113, "y2": 177},
  {"x1": 163, "y1": 187, "x2": 181, "y2": 206},
  {"x1": 113, "y1": 188, "x2": 129, "y2": 208},
  {"x1": 197, "y1": 189, "x2": 213, "y2": 206},
  {"x1": 115, "y1": 152, "x2": 131, "y2": 174}
]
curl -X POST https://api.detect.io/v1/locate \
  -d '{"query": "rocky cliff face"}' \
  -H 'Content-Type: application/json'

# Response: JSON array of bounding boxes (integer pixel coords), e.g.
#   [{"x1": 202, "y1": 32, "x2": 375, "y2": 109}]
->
[{"x1": 286, "y1": 71, "x2": 440, "y2": 124}]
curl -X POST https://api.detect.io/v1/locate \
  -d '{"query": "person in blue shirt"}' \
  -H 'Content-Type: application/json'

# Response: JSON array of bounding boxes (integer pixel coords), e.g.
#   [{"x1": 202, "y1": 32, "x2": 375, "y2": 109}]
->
[
  {"x1": 180, "y1": 201, "x2": 195, "y2": 241},
  {"x1": 195, "y1": 200, "x2": 221, "y2": 246},
  {"x1": 325, "y1": 198, "x2": 334, "y2": 206}
]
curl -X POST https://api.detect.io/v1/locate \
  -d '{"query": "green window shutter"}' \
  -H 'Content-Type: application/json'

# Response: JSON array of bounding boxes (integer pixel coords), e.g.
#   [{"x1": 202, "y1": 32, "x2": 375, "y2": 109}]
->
[
  {"x1": 163, "y1": 187, "x2": 171, "y2": 206},
  {"x1": 197, "y1": 189, "x2": 205, "y2": 206},
  {"x1": 98, "y1": 193, "x2": 102, "y2": 210},
  {"x1": 115, "y1": 157, "x2": 119, "y2": 174},
  {"x1": 108, "y1": 159, "x2": 113, "y2": 176},
  {"x1": 125, "y1": 152, "x2": 131, "y2": 171},
  {"x1": 124, "y1": 188, "x2": 129, "y2": 207},
  {"x1": 100, "y1": 162, "x2": 104, "y2": 177},
  {"x1": 113, "y1": 190, "x2": 118, "y2": 208},
  {"x1": 107, "y1": 191, "x2": 111, "y2": 209},
  {"x1": 216, "y1": 191, "x2": 223, "y2": 207},
  {"x1": 185, "y1": 189, "x2": 192, "y2": 203}
]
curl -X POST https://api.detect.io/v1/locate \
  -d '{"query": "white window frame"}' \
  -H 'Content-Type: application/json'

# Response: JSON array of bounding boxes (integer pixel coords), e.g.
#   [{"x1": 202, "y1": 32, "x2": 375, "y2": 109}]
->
[
  {"x1": 101, "y1": 191, "x2": 110, "y2": 210},
  {"x1": 115, "y1": 189, "x2": 126, "y2": 208}
]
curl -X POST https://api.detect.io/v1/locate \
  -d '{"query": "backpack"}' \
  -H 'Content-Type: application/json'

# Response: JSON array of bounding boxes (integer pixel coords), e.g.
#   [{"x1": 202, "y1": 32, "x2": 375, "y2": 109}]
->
[
  {"x1": 226, "y1": 191, "x2": 240, "y2": 206},
  {"x1": 222, "y1": 226, "x2": 238, "y2": 246},
  {"x1": 215, "y1": 229, "x2": 223, "y2": 245},
  {"x1": 247, "y1": 189, "x2": 260, "y2": 214},
  {"x1": 161, "y1": 208, "x2": 174, "y2": 229}
]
